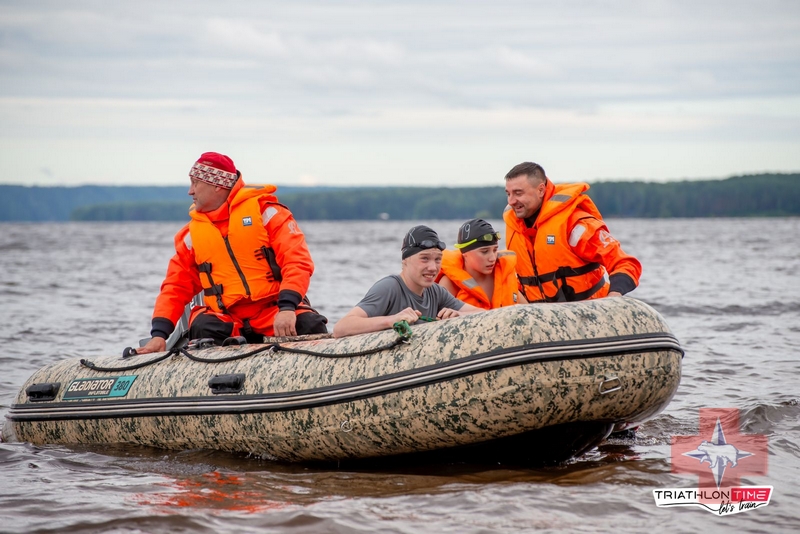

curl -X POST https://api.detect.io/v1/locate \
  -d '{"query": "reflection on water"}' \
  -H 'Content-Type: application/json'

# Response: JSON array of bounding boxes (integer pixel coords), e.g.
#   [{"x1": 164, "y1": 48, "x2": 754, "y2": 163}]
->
[{"x1": 1, "y1": 218, "x2": 799, "y2": 532}]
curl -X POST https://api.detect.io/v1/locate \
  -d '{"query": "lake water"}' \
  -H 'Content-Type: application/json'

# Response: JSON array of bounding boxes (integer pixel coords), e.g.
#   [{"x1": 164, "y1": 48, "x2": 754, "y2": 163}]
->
[{"x1": 1, "y1": 218, "x2": 798, "y2": 533}]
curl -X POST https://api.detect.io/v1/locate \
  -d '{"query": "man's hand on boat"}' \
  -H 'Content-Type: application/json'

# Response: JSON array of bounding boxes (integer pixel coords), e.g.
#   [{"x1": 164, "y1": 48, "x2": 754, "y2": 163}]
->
[
  {"x1": 393, "y1": 307, "x2": 423, "y2": 324},
  {"x1": 437, "y1": 307, "x2": 463, "y2": 319},
  {"x1": 137, "y1": 337, "x2": 167, "y2": 354},
  {"x1": 273, "y1": 310, "x2": 298, "y2": 337},
  {"x1": 333, "y1": 307, "x2": 421, "y2": 338}
]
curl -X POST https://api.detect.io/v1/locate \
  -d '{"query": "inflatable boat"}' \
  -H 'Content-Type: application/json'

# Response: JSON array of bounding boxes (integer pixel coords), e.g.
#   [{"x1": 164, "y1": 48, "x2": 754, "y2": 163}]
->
[{"x1": 2, "y1": 298, "x2": 682, "y2": 464}]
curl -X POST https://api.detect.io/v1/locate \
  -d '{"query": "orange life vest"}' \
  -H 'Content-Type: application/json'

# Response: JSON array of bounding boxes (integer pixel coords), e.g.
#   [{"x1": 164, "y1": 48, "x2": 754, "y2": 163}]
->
[
  {"x1": 438, "y1": 249, "x2": 520, "y2": 309},
  {"x1": 188, "y1": 185, "x2": 284, "y2": 314},
  {"x1": 504, "y1": 182, "x2": 610, "y2": 303}
]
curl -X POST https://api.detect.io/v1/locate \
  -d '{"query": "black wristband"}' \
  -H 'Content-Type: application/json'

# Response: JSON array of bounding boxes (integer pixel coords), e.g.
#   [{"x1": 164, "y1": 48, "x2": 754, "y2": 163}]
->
[
  {"x1": 277, "y1": 289, "x2": 302, "y2": 311},
  {"x1": 150, "y1": 317, "x2": 175, "y2": 339},
  {"x1": 609, "y1": 273, "x2": 636, "y2": 295}
]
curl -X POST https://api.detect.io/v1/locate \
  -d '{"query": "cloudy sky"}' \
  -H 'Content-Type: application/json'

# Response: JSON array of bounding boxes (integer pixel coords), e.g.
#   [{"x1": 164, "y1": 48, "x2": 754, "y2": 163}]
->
[{"x1": 1, "y1": 0, "x2": 798, "y2": 187}]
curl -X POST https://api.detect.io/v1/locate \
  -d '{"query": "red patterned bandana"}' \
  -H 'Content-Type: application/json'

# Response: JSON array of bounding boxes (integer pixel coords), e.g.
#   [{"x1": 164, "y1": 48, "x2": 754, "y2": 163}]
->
[{"x1": 189, "y1": 162, "x2": 237, "y2": 189}]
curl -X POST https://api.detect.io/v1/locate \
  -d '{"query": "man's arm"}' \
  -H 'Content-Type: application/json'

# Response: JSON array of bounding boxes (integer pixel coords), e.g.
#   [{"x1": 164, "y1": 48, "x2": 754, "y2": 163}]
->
[
  {"x1": 261, "y1": 203, "x2": 315, "y2": 336},
  {"x1": 333, "y1": 306, "x2": 421, "y2": 338},
  {"x1": 139, "y1": 227, "x2": 202, "y2": 354},
  {"x1": 568, "y1": 213, "x2": 642, "y2": 296}
]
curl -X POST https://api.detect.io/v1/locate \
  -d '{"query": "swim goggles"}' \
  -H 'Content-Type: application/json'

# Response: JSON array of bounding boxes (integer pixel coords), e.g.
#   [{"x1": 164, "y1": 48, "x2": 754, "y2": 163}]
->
[
  {"x1": 407, "y1": 239, "x2": 446, "y2": 251},
  {"x1": 454, "y1": 232, "x2": 501, "y2": 249}
]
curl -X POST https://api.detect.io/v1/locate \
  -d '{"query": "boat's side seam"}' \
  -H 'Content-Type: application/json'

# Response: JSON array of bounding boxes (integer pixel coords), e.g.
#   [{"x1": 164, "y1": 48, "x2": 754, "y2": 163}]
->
[{"x1": 6, "y1": 333, "x2": 682, "y2": 422}]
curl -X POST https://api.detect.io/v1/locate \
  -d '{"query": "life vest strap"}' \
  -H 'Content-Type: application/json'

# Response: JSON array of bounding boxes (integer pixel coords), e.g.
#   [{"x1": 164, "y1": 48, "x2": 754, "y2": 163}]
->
[
  {"x1": 197, "y1": 262, "x2": 228, "y2": 314},
  {"x1": 527, "y1": 269, "x2": 607, "y2": 303},
  {"x1": 203, "y1": 284, "x2": 224, "y2": 297},
  {"x1": 518, "y1": 262, "x2": 601, "y2": 287},
  {"x1": 570, "y1": 273, "x2": 607, "y2": 301},
  {"x1": 241, "y1": 318, "x2": 254, "y2": 337},
  {"x1": 255, "y1": 246, "x2": 283, "y2": 282}
]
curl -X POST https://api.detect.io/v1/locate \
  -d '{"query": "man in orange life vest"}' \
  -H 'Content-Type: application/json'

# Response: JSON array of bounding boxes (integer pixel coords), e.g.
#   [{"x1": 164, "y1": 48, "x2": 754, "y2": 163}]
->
[
  {"x1": 137, "y1": 152, "x2": 327, "y2": 354},
  {"x1": 437, "y1": 218, "x2": 527, "y2": 309},
  {"x1": 503, "y1": 162, "x2": 642, "y2": 302}
]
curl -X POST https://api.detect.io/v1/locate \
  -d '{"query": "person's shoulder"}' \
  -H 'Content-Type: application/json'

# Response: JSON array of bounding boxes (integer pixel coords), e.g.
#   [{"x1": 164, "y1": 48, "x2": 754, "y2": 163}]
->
[
  {"x1": 362, "y1": 275, "x2": 400, "y2": 294},
  {"x1": 372, "y1": 274, "x2": 402, "y2": 290},
  {"x1": 174, "y1": 223, "x2": 193, "y2": 253},
  {"x1": 356, "y1": 275, "x2": 403, "y2": 316},
  {"x1": 259, "y1": 198, "x2": 302, "y2": 232},
  {"x1": 175, "y1": 222, "x2": 191, "y2": 237},
  {"x1": 568, "y1": 207, "x2": 604, "y2": 230}
]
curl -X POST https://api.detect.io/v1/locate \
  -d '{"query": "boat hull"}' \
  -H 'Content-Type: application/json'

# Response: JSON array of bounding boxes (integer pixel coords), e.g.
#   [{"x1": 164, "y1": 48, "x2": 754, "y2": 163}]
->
[{"x1": 3, "y1": 298, "x2": 682, "y2": 463}]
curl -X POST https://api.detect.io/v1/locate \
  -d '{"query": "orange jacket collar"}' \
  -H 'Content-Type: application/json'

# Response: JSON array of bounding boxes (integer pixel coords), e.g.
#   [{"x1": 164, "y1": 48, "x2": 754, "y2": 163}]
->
[
  {"x1": 535, "y1": 180, "x2": 590, "y2": 226},
  {"x1": 190, "y1": 178, "x2": 278, "y2": 223}
]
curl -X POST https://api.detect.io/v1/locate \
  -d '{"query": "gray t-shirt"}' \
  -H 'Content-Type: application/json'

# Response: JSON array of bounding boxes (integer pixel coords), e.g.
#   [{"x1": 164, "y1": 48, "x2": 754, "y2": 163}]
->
[{"x1": 356, "y1": 275, "x2": 465, "y2": 318}]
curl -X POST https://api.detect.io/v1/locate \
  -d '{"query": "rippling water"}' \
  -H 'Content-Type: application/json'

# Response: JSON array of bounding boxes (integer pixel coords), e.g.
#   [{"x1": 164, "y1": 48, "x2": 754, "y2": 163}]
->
[{"x1": 1, "y1": 218, "x2": 799, "y2": 533}]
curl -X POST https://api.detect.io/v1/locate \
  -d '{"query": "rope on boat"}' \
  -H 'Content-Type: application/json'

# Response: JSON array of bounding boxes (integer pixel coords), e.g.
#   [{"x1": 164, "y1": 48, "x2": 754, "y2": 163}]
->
[
  {"x1": 80, "y1": 321, "x2": 414, "y2": 371},
  {"x1": 271, "y1": 338, "x2": 407, "y2": 358},
  {"x1": 260, "y1": 320, "x2": 413, "y2": 359},
  {"x1": 80, "y1": 351, "x2": 173, "y2": 372},
  {"x1": 178, "y1": 344, "x2": 274, "y2": 363}
]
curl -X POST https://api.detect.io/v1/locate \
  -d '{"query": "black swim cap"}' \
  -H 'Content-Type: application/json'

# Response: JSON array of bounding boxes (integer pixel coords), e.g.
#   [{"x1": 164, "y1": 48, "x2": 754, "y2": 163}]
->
[
  {"x1": 455, "y1": 218, "x2": 499, "y2": 253},
  {"x1": 401, "y1": 225, "x2": 446, "y2": 259}
]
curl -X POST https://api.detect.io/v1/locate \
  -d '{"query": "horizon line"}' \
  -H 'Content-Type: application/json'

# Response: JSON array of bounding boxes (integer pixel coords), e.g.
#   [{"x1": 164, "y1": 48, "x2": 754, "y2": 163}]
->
[{"x1": 1, "y1": 171, "x2": 798, "y2": 189}]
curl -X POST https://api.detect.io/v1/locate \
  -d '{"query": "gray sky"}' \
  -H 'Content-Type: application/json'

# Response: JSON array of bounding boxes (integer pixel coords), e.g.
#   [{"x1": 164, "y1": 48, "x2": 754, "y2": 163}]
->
[{"x1": 1, "y1": 0, "x2": 798, "y2": 186}]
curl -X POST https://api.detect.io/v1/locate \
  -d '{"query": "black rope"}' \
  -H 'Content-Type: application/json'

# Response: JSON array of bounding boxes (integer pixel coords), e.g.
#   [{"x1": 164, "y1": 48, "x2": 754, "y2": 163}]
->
[
  {"x1": 80, "y1": 352, "x2": 173, "y2": 372},
  {"x1": 271, "y1": 337, "x2": 407, "y2": 358},
  {"x1": 178, "y1": 344, "x2": 274, "y2": 363},
  {"x1": 81, "y1": 334, "x2": 409, "y2": 372},
  {"x1": 180, "y1": 336, "x2": 407, "y2": 362}
]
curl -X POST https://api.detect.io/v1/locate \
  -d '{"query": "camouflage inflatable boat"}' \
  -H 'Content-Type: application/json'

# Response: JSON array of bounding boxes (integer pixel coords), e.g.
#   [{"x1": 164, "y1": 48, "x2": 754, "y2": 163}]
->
[{"x1": 3, "y1": 297, "x2": 682, "y2": 464}]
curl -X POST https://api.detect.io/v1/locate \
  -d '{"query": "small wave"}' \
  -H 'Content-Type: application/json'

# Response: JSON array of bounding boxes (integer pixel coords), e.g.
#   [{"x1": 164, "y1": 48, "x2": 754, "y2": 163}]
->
[
  {"x1": 739, "y1": 399, "x2": 800, "y2": 433},
  {"x1": 0, "y1": 289, "x2": 29, "y2": 297},
  {"x1": 0, "y1": 241, "x2": 30, "y2": 252},
  {"x1": 18, "y1": 514, "x2": 222, "y2": 534},
  {"x1": 636, "y1": 414, "x2": 690, "y2": 444},
  {"x1": 709, "y1": 322, "x2": 758, "y2": 332}
]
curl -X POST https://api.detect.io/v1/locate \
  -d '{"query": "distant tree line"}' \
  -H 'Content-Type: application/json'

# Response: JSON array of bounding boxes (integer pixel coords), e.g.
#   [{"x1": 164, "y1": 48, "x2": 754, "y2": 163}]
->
[
  {"x1": 0, "y1": 184, "x2": 322, "y2": 222},
  {"x1": 1, "y1": 174, "x2": 797, "y2": 222},
  {"x1": 279, "y1": 187, "x2": 506, "y2": 221},
  {"x1": 586, "y1": 174, "x2": 800, "y2": 217},
  {"x1": 0, "y1": 185, "x2": 189, "y2": 222}
]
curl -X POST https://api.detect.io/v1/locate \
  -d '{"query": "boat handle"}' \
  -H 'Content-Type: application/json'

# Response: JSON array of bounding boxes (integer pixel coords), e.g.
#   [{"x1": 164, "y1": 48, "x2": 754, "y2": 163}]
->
[
  {"x1": 26, "y1": 382, "x2": 61, "y2": 402},
  {"x1": 597, "y1": 376, "x2": 622, "y2": 395},
  {"x1": 208, "y1": 373, "x2": 246, "y2": 394}
]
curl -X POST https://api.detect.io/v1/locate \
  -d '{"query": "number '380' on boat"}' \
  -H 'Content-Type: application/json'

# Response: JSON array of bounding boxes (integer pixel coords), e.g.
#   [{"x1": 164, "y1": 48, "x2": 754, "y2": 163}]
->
[{"x1": 2, "y1": 297, "x2": 682, "y2": 465}]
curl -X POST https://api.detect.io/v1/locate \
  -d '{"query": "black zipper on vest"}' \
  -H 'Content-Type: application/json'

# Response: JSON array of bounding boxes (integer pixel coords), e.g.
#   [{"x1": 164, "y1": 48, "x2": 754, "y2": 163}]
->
[{"x1": 224, "y1": 236, "x2": 251, "y2": 296}]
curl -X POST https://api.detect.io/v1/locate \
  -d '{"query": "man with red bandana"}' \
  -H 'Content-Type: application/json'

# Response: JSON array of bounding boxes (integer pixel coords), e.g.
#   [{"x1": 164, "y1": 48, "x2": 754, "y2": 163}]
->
[
  {"x1": 137, "y1": 152, "x2": 327, "y2": 353},
  {"x1": 503, "y1": 162, "x2": 642, "y2": 303}
]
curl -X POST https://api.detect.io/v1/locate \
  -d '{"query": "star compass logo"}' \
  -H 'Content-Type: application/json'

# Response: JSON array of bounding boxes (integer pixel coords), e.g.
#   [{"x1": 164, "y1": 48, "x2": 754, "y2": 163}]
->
[
  {"x1": 681, "y1": 418, "x2": 753, "y2": 489},
  {"x1": 653, "y1": 408, "x2": 772, "y2": 516}
]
